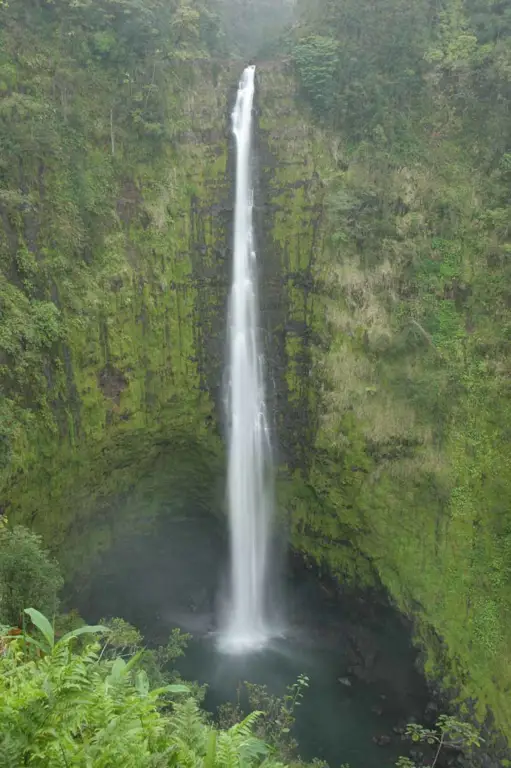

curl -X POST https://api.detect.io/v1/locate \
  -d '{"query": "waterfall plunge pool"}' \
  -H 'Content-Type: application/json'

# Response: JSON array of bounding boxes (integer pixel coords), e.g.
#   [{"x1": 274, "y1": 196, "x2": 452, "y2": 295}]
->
[{"x1": 68, "y1": 499, "x2": 430, "y2": 768}]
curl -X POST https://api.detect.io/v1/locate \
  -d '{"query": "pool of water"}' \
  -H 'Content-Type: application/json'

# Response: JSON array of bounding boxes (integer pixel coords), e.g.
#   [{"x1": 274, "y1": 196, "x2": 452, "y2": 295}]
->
[
  {"x1": 179, "y1": 630, "x2": 420, "y2": 768},
  {"x1": 69, "y1": 506, "x2": 429, "y2": 767}
]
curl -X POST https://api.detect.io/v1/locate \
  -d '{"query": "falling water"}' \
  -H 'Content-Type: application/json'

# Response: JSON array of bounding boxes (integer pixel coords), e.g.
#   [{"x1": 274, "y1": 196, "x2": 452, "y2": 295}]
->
[{"x1": 219, "y1": 65, "x2": 274, "y2": 654}]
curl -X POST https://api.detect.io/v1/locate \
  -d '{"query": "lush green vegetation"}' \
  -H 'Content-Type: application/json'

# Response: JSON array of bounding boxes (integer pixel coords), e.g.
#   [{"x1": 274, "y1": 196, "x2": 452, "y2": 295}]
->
[
  {"x1": 0, "y1": 528, "x2": 482, "y2": 767},
  {"x1": 396, "y1": 716, "x2": 482, "y2": 768},
  {"x1": 0, "y1": 524, "x2": 62, "y2": 626},
  {"x1": 0, "y1": 524, "x2": 288, "y2": 767},
  {"x1": 0, "y1": 608, "x2": 288, "y2": 768},
  {"x1": 0, "y1": 0, "x2": 231, "y2": 551},
  {"x1": 1, "y1": 0, "x2": 511, "y2": 760},
  {"x1": 287, "y1": 0, "x2": 511, "y2": 746}
]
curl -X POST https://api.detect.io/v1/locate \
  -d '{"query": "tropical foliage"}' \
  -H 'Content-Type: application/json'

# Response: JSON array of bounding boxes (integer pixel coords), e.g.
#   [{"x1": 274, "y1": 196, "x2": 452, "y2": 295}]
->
[
  {"x1": 0, "y1": 609, "x2": 286, "y2": 768},
  {"x1": 0, "y1": 523, "x2": 63, "y2": 626},
  {"x1": 218, "y1": 675, "x2": 311, "y2": 764},
  {"x1": 1, "y1": 0, "x2": 511, "y2": 759},
  {"x1": 397, "y1": 715, "x2": 482, "y2": 768}
]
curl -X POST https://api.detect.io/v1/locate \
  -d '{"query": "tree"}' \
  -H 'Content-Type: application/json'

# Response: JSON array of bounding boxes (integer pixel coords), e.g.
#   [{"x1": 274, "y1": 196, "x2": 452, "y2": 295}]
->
[
  {"x1": 292, "y1": 35, "x2": 339, "y2": 115},
  {"x1": 0, "y1": 525, "x2": 63, "y2": 627},
  {"x1": 397, "y1": 715, "x2": 483, "y2": 768},
  {"x1": 293, "y1": 0, "x2": 434, "y2": 137}
]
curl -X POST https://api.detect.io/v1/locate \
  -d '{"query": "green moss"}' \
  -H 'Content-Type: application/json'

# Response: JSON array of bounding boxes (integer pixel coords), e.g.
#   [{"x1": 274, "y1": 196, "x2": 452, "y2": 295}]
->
[
  {"x1": 2, "y1": 0, "x2": 510, "y2": 747},
  {"x1": 259, "y1": 58, "x2": 511, "y2": 742},
  {"x1": 291, "y1": 127, "x2": 511, "y2": 736},
  {"x1": 0, "y1": 3, "x2": 236, "y2": 563}
]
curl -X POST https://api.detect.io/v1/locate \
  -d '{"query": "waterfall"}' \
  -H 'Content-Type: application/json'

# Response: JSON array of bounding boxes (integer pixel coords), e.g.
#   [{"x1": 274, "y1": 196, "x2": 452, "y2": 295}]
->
[{"x1": 219, "y1": 65, "x2": 274, "y2": 654}]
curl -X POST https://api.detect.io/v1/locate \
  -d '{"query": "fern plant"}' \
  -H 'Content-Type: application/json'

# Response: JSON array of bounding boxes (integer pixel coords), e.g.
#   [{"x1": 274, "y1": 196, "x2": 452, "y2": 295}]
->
[{"x1": 0, "y1": 610, "x2": 287, "y2": 768}]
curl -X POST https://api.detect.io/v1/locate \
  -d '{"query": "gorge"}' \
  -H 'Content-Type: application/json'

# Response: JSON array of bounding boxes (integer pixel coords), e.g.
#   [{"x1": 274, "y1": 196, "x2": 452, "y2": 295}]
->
[{"x1": 1, "y1": 0, "x2": 511, "y2": 766}]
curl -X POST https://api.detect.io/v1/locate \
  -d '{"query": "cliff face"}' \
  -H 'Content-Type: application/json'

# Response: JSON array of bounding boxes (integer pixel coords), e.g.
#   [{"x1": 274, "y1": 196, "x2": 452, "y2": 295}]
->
[
  {"x1": 1, "y1": 62, "x2": 228, "y2": 548},
  {"x1": 1, "y1": 54, "x2": 331, "y2": 573},
  {"x1": 1, "y1": 15, "x2": 510, "y2": 749},
  {"x1": 260, "y1": 68, "x2": 511, "y2": 750}
]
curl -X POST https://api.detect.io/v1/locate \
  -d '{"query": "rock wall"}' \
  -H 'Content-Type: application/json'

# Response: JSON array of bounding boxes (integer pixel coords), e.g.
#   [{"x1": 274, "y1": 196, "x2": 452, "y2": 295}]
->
[
  {"x1": 3, "y1": 43, "x2": 510, "y2": 755},
  {"x1": 2, "y1": 61, "x2": 330, "y2": 566},
  {"x1": 2, "y1": 63, "x2": 235, "y2": 548}
]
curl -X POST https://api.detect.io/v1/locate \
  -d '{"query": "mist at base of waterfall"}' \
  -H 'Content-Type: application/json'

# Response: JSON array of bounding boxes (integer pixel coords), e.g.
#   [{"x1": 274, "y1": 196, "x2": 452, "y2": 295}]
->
[
  {"x1": 216, "y1": 628, "x2": 274, "y2": 655},
  {"x1": 216, "y1": 614, "x2": 286, "y2": 656}
]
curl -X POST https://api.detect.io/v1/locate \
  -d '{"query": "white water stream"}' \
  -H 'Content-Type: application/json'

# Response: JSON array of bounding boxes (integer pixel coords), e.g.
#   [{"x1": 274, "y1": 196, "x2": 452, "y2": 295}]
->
[{"x1": 219, "y1": 65, "x2": 275, "y2": 654}]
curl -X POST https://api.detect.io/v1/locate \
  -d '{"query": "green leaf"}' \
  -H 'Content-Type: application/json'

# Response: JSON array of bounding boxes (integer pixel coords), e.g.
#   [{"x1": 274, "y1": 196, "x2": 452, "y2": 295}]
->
[
  {"x1": 109, "y1": 656, "x2": 127, "y2": 682},
  {"x1": 152, "y1": 683, "x2": 189, "y2": 696},
  {"x1": 135, "y1": 670, "x2": 150, "y2": 696},
  {"x1": 124, "y1": 649, "x2": 144, "y2": 672},
  {"x1": 204, "y1": 730, "x2": 217, "y2": 768},
  {"x1": 59, "y1": 624, "x2": 109, "y2": 645},
  {"x1": 22, "y1": 634, "x2": 48, "y2": 654},
  {"x1": 25, "y1": 608, "x2": 54, "y2": 650}
]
